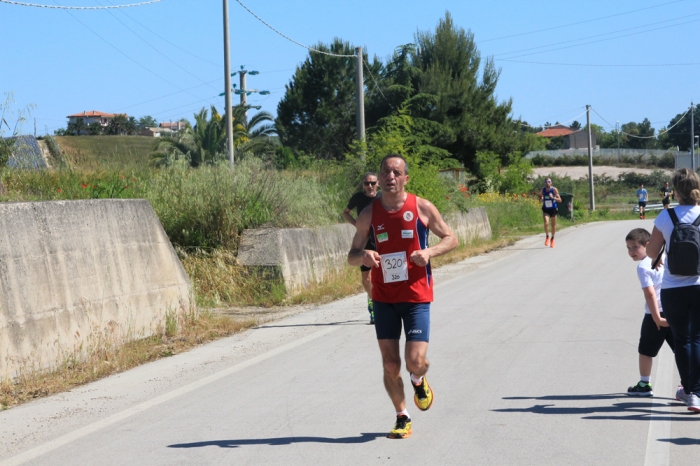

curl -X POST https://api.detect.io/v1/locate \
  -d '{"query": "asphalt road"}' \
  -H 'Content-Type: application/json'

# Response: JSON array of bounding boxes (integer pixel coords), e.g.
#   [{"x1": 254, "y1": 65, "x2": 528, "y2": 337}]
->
[{"x1": 2, "y1": 220, "x2": 698, "y2": 465}]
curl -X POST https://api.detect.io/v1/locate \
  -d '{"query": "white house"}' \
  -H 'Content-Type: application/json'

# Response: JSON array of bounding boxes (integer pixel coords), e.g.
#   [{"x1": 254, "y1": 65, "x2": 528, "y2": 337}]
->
[{"x1": 66, "y1": 111, "x2": 127, "y2": 134}]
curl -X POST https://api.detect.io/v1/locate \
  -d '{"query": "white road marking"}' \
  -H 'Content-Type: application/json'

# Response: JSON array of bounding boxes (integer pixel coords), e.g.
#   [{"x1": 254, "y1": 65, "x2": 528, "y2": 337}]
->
[
  {"x1": 644, "y1": 345, "x2": 675, "y2": 466},
  {"x1": 0, "y1": 325, "x2": 341, "y2": 466}
]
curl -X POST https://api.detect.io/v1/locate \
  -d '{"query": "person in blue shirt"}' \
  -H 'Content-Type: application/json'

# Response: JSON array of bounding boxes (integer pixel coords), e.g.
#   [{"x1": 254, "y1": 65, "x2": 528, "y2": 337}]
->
[{"x1": 637, "y1": 183, "x2": 649, "y2": 219}]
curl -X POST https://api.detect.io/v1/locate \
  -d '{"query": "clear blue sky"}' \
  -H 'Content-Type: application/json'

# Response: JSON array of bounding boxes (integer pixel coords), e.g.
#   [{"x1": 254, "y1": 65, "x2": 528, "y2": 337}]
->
[{"x1": 1, "y1": 0, "x2": 699, "y2": 136}]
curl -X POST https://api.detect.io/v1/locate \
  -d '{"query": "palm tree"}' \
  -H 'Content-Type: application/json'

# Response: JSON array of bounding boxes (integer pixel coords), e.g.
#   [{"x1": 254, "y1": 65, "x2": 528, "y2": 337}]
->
[
  {"x1": 68, "y1": 118, "x2": 87, "y2": 136},
  {"x1": 150, "y1": 105, "x2": 277, "y2": 167}
]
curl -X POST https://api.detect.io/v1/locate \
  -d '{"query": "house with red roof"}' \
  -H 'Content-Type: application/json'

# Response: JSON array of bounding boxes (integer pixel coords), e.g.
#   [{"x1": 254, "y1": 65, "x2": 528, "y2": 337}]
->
[
  {"x1": 66, "y1": 111, "x2": 127, "y2": 135},
  {"x1": 536, "y1": 124, "x2": 596, "y2": 149}
]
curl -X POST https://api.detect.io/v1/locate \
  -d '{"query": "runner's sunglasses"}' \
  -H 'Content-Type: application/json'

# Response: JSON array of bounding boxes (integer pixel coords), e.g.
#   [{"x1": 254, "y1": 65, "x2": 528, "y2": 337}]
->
[{"x1": 363, "y1": 181, "x2": 377, "y2": 186}]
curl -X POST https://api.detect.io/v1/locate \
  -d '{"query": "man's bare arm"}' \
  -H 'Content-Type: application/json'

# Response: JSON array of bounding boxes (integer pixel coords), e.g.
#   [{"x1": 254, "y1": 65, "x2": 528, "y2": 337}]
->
[
  {"x1": 411, "y1": 199, "x2": 458, "y2": 266},
  {"x1": 342, "y1": 207, "x2": 356, "y2": 226},
  {"x1": 553, "y1": 187, "x2": 562, "y2": 203},
  {"x1": 347, "y1": 206, "x2": 380, "y2": 268}
]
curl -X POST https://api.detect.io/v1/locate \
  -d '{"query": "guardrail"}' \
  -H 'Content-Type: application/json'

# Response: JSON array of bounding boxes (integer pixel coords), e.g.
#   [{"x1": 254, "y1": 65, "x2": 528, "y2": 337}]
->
[{"x1": 632, "y1": 202, "x2": 678, "y2": 212}]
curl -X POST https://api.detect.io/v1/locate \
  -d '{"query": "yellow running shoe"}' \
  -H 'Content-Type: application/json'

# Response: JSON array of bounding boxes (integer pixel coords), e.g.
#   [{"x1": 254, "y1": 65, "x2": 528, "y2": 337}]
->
[
  {"x1": 387, "y1": 415, "x2": 412, "y2": 439},
  {"x1": 412, "y1": 376, "x2": 434, "y2": 411}
]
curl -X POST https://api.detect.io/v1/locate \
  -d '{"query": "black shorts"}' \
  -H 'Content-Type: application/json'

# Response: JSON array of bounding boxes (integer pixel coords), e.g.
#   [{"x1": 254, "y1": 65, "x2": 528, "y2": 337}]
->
[
  {"x1": 373, "y1": 301, "x2": 430, "y2": 342},
  {"x1": 662, "y1": 198, "x2": 670, "y2": 206},
  {"x1": 542, "y1": 207, "x2": 558, "y2": 217},
  {"x1": 638, "y1": 313, "x2": 674, "y2": 357},
  {"x1": 360, "y1": 238, "x2": 376, "y2": 272},
  {"x1": 639, "y1": 201, "x2": 647, "y2": 208}
]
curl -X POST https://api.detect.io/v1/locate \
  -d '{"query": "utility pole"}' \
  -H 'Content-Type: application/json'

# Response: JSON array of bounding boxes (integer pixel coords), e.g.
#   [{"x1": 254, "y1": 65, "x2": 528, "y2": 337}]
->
[
  {"x1": 223, "y1": 0, "x2": 234, "y2": 166},
  {"x1": 239, "y1": 71, "x2": 247, "y2": 125},
  {"x1": 692, "y1": 102, "x2": 695, "y2": 172},
  {"x1": 587, "y1": 105, "x2": 595, "y2": 211},
  {"x1": 355, "y1": 46, "x2": 365, "y2": 143},
  {"x1": 616, "y1": 121, "x2": 620, "y2": 161}
]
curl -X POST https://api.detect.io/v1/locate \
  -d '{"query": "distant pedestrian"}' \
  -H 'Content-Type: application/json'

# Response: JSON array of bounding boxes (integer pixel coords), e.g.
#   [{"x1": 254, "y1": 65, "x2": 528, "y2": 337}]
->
[
  {"x1": 637, "y1": 183, "x2": 648, "y2": 219},
  {"x1": 343, "y1": 172, "x2": 381, "y2": 324},
  {"x1": 661, "y1": 181, "x2": 674, "y2": 210},
  {"x1": 539, "y1": 178, "x2": 561, "y2": 248},
  {"x1": 624, "y1": 228, "x2": 674, "y2": 397}
]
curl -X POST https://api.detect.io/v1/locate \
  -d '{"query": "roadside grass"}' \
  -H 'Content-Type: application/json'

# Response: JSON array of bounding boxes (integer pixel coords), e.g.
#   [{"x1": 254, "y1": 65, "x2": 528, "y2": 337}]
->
[
  {"x1": 0, "y1": 310, "x2": 256, "y2": 410},
  {"x1": 54, "y1": 136, "x2": 153, "y2": 170}
]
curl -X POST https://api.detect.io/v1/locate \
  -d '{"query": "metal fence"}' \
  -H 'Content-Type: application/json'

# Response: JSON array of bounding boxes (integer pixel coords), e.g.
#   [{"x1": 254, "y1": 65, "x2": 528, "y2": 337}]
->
[{"x1": 525, "y1": 148, "x2": 689, "y2": 160}]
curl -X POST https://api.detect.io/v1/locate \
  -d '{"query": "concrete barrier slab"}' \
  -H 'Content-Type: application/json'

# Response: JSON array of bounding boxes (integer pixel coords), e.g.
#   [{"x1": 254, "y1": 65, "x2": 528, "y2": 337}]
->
[{"x1": 0, "y1": 199, "x2": 191, "y2": 378}]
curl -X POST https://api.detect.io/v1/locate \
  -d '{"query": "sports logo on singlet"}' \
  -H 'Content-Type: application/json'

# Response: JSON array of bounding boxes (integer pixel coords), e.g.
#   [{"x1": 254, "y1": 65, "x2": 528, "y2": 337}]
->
[
  {"x1": 402, "y1": 230, "x2": 413, "y2": 239},
  {"x1": 376, "y1": 232, "x2": 388, "y2": 243},
  {"x1": 403, "y1": 211, "x2": 414, "y2": 221}
]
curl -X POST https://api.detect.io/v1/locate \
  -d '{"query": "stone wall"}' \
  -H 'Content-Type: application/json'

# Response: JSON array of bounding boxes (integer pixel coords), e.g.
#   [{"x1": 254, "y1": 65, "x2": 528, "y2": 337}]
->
[
  {"x1": 238, "y1": 207, "x2": 491, "y2": 295},
  {"x1": 0, "y1": 199, "x2": 191, "y2": 378}
]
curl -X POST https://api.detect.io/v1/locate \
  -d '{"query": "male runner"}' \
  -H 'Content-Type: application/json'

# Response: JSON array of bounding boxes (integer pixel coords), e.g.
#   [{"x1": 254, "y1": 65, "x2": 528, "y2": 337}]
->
[
  {"x1": 661, "y1": 181, "x2": 673, "y2": 210},
  {"x1": 343, "y1": 172, "x2": 380, "y2": 324},
  {"x1": 348, "y1": 154, "x2": 457, "y2": 439},
  {"x1": 637, "y1": 183, "x2": 648, "y2": 219},
  {"x1": 539, "y1": 178, "x2": 562, "y2": 248}
]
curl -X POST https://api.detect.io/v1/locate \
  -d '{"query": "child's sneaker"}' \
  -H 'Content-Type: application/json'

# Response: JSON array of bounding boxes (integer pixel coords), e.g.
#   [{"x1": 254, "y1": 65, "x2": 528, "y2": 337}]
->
[
  {"x1": 687, "y1": 393, "x2": 700, "y2": 412},
  {"x1": 627, "y1": 381, "x2": 653, "y2": 396},
  {"x1": 676, "y1": 386, "x2": 689, "y2": 405}
]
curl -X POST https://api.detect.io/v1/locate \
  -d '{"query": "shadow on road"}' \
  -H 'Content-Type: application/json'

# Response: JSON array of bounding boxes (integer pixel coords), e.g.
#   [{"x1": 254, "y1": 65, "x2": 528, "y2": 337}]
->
[
  {"x1": 256, "y1": 320, "x2": 366, "y2": 329},
  {"x1": 495, "y1": 394, "x2": 697, "y2": 421},
  {"x1": 659, "y1": 437, "x2": 700, "y2": 445},
  {"x1": 167, "y1": 432, "x2": 385, "y2": 449}
]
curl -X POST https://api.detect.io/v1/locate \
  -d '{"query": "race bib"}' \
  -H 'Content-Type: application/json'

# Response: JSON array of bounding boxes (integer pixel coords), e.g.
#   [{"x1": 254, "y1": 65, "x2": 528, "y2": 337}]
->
[
  {"x1": 381, "y1": 251, "x2": 408, "y2": 284},
  {"x1": 544, "y1": 200, "x2": 553, "y2": 208}
]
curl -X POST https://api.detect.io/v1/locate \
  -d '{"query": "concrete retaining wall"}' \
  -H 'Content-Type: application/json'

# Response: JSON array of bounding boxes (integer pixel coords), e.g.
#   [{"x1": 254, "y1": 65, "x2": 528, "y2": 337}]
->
[
  {"x1": 0, "y1": 199, "x2": 191, "y2": 378},
  {"x1": 238, "y1": 207, "x2": 491, "y2": 295}
]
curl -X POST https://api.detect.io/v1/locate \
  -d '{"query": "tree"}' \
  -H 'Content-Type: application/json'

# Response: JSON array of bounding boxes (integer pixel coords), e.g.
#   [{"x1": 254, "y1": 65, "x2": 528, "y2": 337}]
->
[
  {"x1": 664, "y1": 104, "x2": 700, "y2": 150},
  {"x1": 276, "y1": 38, "x2": 380, "y2": 160},
  {"x1": 570, "y1": 120, "x2": 581, "y2": 130},
  {"x1": 68, "y1": 117, "x2": 86, "y2": 136},
  {"x1": 621, "y1": 118, "x2": 656, "y2": 149},
  {"x1": 87, "y1": 121, "x2": 102, "y2": 135},
  {"x1": 138, "y1": 115, "x2": 158, "y2": 130},
  {"x1": 151, "y1": 105, "x2": 276, "y2": 167},
  {"x1": 107, "y1": 115, "x2": 129, "y2": 135}
]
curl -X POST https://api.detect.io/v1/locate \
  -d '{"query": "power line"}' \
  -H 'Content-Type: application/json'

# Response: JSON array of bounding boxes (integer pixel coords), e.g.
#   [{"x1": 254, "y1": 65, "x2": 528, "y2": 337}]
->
[
  {"x1": 98, "y1": 0, "x2": 219, "y2": 92},
  {"x1": 478, "y1": 0, "x2": 686, "y2": 43},
  {"x1": 591, "y1": 106, "x2": 692, "y2": 138},
  {"x1": 497, "y1": 59, "x2": 700, "y2": 67},
  {"x1": 0, "y1": 0, "x2": 160, "y2": 9},
  {"x1": 106, "y1": 0, "x2": 221, "y2": 68},
  {"x1": 496, "y1": 17, "x2": 700, "y2": 60},
  {"x1": 494, "y1": 12, "x2": 700, "y2": 58},
  {"x1": 363, "y1": 59, "x2": 393, "y2": 109},
  {"x1": 234, "y1": 0, "x2": 355, "y2": 57}
]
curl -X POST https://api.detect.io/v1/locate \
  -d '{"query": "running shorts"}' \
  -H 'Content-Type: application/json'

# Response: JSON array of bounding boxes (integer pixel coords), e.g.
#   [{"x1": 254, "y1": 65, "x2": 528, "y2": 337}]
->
[
  {"x1": 662, "y1": 198, "x2": 670, "y2": 206},
  {"x1": 638, "y1": 313, "x2": 674, "y2": 358},
  {"x1": 638, "y1": 201, "x2": 647, "y2": 208},
  {"x1": 542, "y1": 207, "x2": 558, "y2": 217},
  {"x1": 373, "y1": 301, "x2": 430, "y2": 342}
]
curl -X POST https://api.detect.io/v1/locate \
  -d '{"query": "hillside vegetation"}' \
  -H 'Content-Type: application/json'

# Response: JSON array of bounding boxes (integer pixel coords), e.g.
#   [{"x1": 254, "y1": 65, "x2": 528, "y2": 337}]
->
[{"x1": 54, "y1": 136, "x2": 153, "y2": 170}]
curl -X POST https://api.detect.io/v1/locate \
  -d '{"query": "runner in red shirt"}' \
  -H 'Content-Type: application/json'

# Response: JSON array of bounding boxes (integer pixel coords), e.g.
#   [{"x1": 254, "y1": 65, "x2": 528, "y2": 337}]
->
[{"x1": 348, "y1": 154, "x2": 457, "y2": 439}]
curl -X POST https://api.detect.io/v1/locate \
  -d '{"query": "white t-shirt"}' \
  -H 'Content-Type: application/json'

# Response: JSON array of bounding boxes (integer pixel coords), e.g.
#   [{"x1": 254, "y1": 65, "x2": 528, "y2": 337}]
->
[
  {"x1": 653, "y1": 205, "x2": 700, "y2": 288},
  {"x1": 636, "y1": 256, "x2": 663, "y2": 314}
]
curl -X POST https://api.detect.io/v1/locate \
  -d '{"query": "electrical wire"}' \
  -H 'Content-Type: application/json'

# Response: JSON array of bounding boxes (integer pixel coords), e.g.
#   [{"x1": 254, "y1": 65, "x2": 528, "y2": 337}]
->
[
  {"x1": 234, "y1": 0, "x2": 355, "y2": 57},
  {"x1": 363, "y1": 59, "x2": 393, "y2": 109},
  {"x1": 496, "y1": 17, "x2": 700, "y2": 60},
  {"x1": 98, "y1": 0, "x2": 219, "y2": 92},
  {"x1": 497, "y1": 59, "x2": 700, "y2": 67},
  {"x1": 494, "y1": 12, "x2": 700, "y2": 58},
  {"x1": 478, "y1": 0, "x2": 686, "y2": 43},
  {"x1": 591, "y1": 106, "x2": 692, "y2": 138},
  {"x1": 0, "y1": 0, "x2": 160, "y2": 9}
]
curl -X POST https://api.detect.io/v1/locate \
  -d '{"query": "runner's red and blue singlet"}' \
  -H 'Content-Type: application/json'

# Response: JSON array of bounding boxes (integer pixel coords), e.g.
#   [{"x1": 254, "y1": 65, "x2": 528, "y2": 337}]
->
[{"x1": 370, "y1": 193, "x2": 433, "y2": 303}]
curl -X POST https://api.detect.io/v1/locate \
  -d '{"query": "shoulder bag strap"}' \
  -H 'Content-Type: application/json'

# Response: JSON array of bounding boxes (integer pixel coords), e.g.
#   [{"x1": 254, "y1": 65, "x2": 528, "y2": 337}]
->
[{"x1": 668, "y1": 208, "x2": 680, "y2": 226}]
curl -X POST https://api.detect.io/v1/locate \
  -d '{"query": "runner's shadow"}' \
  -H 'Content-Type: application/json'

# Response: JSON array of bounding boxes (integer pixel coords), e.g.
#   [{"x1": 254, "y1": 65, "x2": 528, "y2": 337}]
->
[
  {"x1": 256, "y1": 320, "x2": 365, "y2": 329},
  {"x1": 168, "y1": 432, "x2": 385, "y2": 449},
  {"x1": 659, "y1": 437, "x2": 700, "y2": 446},
  {"x1": 504, "y1": 394, "x2": 633, "y2": 401}
]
